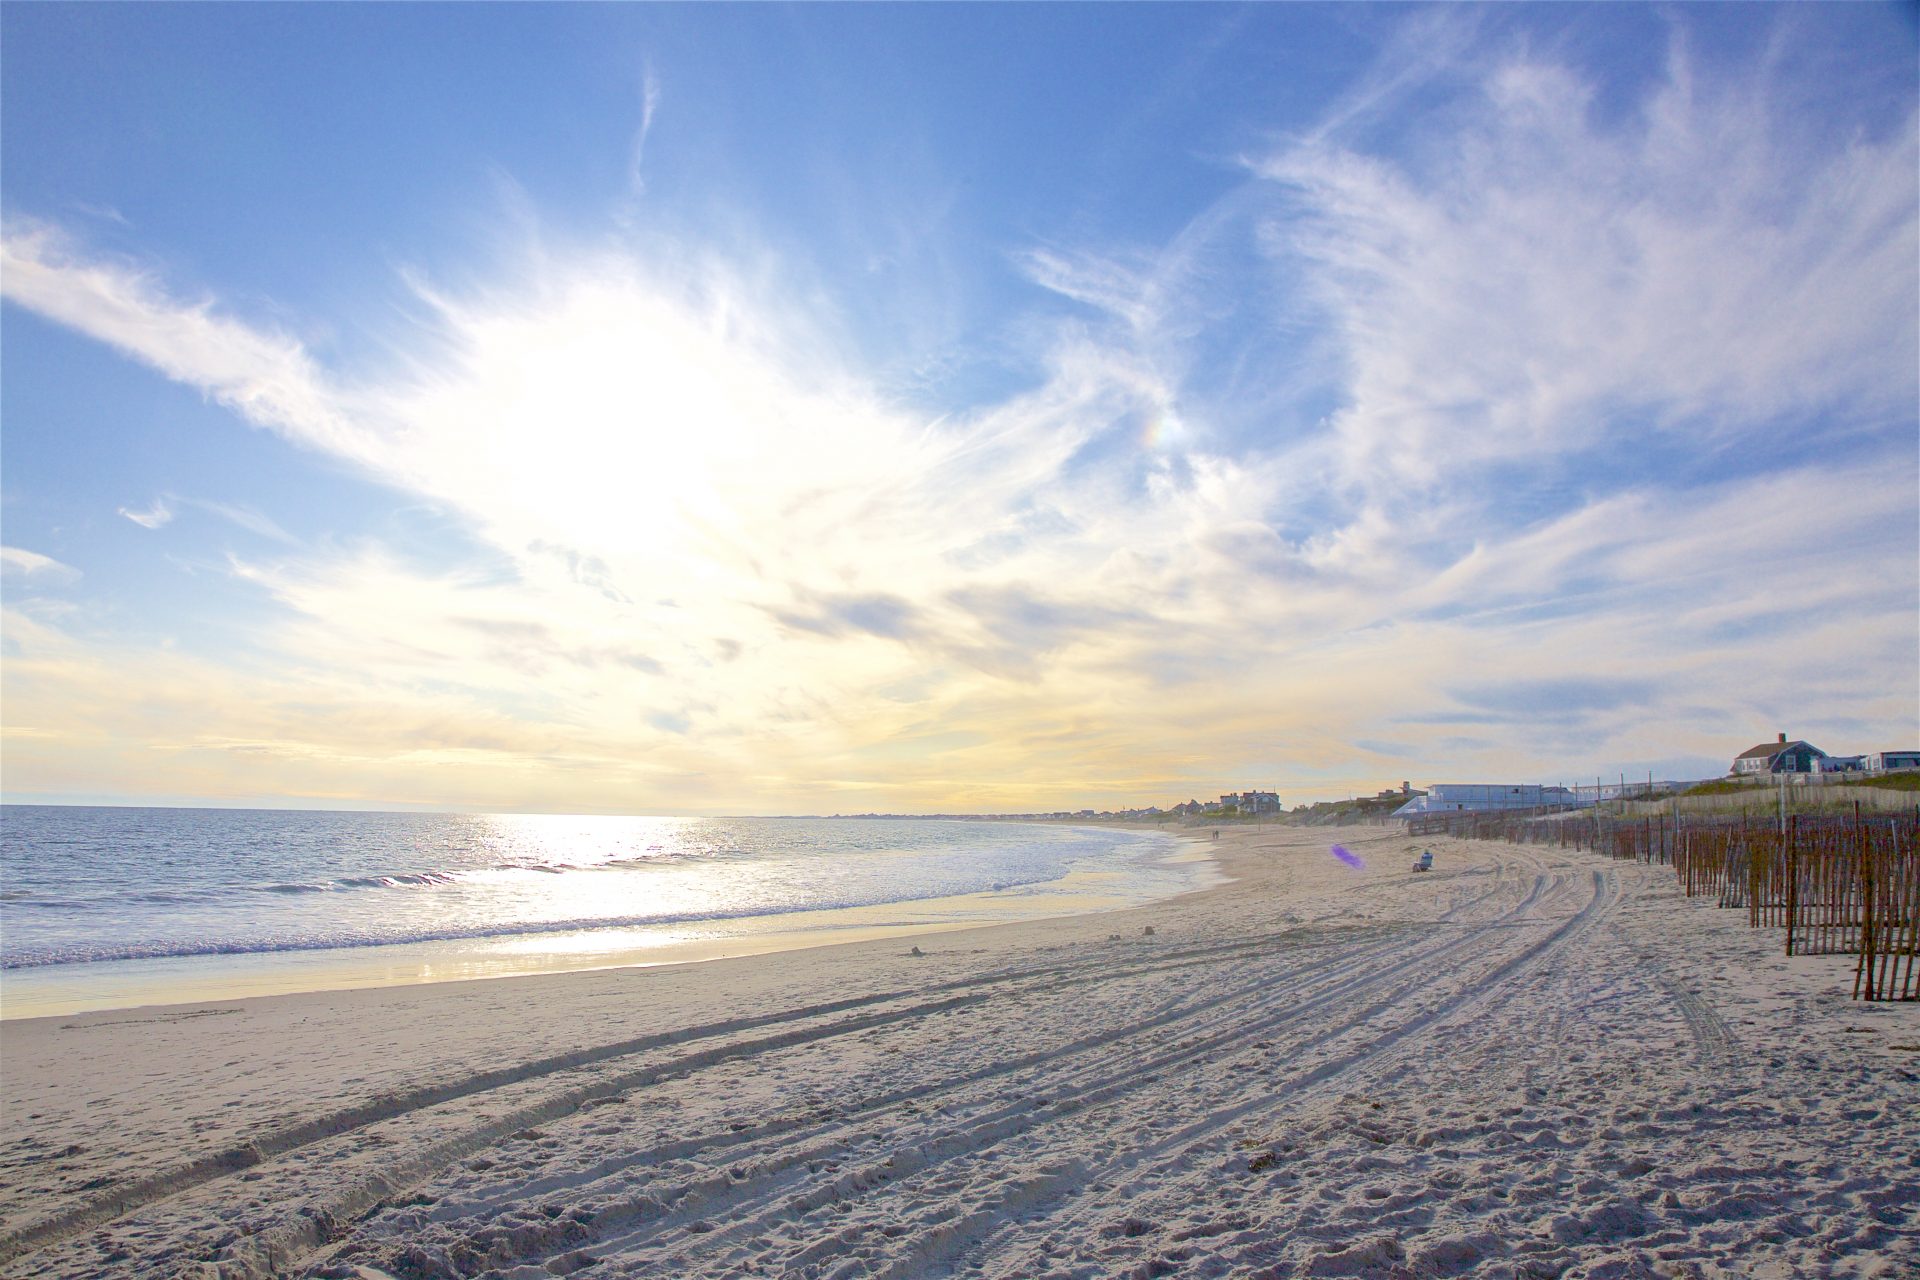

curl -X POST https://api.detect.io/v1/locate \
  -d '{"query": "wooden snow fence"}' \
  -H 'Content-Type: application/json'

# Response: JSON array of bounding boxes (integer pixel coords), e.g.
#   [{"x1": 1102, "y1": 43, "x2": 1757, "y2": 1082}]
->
[
  {"x1": 1672, "y1": 812, "x2": 1917, "y2": 1001},
  {"x1": 1859, "y1": 839, "x2": 1919, "y2": 1001},
  {"x1": 1406, "y1": 807, "x2": 1565, "y2": 840},
  {"x1": 1672, "y1": 824, "x2": 1752, "y2": 903},
  {"x1": 1482, "y1": 806, "x2": 1918, "y2": 1001},
  {"x1": 1496, "y1": 813, "x2": 1681, "y2": 865},
  {"x1": 1611, "y1": 817, "x2": 1679, "y2": 866}
]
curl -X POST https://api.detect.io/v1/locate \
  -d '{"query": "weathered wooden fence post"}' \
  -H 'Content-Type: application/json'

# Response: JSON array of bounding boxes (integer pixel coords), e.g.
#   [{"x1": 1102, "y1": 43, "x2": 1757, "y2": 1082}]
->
[{"x1": 1785, "y1": 814, "x2": 1799, "y2": 956}]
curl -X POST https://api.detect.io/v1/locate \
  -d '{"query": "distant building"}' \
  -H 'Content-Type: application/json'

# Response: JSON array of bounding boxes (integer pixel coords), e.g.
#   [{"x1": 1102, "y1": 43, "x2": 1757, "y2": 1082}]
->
[
  {"x1": 1217, "y1": 790, "x2": 1281, "y2": 815},
  {"x1": 1866, "y1": 750, "x2": 1920, "y2": 774},
  {"x1": 1392, "y1": 784, "x2": 1578, "y2": 817},
  {"x1": 1732, "y1": 733, "x2": 1829, "y2": 776}
]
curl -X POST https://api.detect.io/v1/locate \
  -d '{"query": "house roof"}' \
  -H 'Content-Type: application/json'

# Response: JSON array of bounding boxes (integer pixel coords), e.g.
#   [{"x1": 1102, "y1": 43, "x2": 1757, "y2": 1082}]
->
[{"x1": 1735, "y1": 739, "x2": 1820, "y2": 760}]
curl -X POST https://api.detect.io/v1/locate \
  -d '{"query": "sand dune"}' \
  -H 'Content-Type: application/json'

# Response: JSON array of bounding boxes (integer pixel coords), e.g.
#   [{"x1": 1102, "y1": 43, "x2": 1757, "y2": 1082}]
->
[{"x1": 3, "y1": 826, "x2": 1915, "y2": 1278}]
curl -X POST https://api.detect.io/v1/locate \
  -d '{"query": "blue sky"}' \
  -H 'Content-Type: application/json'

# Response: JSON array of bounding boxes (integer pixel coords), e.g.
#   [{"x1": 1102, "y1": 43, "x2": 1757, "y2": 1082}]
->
[{"x1": 3, "y1": 4, "x2": 1915, "y2": 813}]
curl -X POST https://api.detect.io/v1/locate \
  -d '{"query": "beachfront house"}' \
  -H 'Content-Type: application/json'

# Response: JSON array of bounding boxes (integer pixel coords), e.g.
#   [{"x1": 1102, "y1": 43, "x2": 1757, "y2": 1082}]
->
[
  {"x1": 1238, "y1": 790, "x2": 1282, "y2": 815},
  {"x1": 1865, "y1": 750, "x2": 1920, "y2": 774},
  {"x1": 1213, "y1": 790, "x2": 1281, "y2": 816},
  {"x1": 1732, "y1": 734, "x2": 1829, "y2": 776}
]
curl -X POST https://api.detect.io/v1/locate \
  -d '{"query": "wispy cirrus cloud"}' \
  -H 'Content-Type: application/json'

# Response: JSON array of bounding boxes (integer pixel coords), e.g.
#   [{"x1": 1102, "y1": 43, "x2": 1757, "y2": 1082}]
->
[
  {"x1": 1257, "y1": 52, "x2": 1918, "y2": 494},
  {"x1": 0, "y1": 546, "x2": 80, "y2": 584},
  {"x1": 628, "y1": 62, "x2": 662, "y2": 197},
  {"x1": 119, "y1": 494, "x2": 297, "y2": 544},
  {"x1": 195, "y1": 500, "x2": 299, "y2": 545},
  {"x1": 0, "y1": 221, "x2": 377, "y2": 467},
  {"x1": 118, "y1": 497, "x2": 175, "y2": 529}
]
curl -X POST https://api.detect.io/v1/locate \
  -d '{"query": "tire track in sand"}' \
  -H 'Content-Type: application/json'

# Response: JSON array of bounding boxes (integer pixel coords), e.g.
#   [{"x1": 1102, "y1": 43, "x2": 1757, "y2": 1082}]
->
[
  {"x1": 349, "y1": 860, "x2": 1585, "y2": 1279},
  {"x1": 900, "y1": 867, "x2": 1623, "y2": 1279}
]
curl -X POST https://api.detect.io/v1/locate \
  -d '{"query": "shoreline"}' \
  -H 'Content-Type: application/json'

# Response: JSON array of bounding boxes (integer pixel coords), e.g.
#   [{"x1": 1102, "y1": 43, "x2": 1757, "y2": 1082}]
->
[
  {"x1": 5, "y1": 824, "x2": 1913, "y2": 1279},
  {"x1": 0, "y1": 824, "x2": 1220, "y2": 1021}
]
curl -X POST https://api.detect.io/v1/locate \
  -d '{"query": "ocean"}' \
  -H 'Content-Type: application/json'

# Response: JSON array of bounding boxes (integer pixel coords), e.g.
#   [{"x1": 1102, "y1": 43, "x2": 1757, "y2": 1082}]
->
[{"x1": 0, "y1": 807, "x2": 1213, "y2": 1016}]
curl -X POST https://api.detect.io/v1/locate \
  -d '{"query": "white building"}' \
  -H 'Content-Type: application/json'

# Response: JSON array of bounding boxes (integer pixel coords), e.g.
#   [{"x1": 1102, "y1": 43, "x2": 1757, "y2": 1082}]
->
[{"x1": 1392, "y1": 784, "x2": 1579, "y2": 817}]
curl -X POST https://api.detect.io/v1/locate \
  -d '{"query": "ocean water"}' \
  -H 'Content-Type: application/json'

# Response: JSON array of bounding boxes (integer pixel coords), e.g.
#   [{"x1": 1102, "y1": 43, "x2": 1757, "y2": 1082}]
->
[{"x1": 0, "y1": 807, "x2": 1210, "y2": 1014}]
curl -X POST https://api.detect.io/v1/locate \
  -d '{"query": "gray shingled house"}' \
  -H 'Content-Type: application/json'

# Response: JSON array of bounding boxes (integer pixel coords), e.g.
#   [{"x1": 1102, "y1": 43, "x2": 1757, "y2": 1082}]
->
[{"x1": 1732, "y1": 733, "x2": 1829, "y2": 776}]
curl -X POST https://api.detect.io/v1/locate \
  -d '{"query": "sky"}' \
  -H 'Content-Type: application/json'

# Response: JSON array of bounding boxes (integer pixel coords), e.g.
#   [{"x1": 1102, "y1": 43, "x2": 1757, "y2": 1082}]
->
[{"x1": 2, "y1": 3, "x2": 1916, "y2": 815}]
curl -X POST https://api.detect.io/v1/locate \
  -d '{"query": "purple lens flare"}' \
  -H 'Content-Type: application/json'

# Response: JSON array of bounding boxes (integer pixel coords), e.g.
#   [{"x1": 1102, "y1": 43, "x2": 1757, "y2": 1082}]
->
[{"x1": 1330, "y1": 844, "x2": 1364, "y2": 870}]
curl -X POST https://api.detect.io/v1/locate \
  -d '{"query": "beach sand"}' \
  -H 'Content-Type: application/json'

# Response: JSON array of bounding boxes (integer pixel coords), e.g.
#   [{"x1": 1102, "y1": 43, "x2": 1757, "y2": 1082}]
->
[{"x1": 2, "y1": 825, "x2": 1915, "y2": 1279}]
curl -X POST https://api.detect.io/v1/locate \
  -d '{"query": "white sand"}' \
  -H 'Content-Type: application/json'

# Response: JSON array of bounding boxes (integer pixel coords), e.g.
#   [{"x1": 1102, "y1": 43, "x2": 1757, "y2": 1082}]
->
[{"x1": 2, "y1": 825, "x2": 1915, "y2": 1279}]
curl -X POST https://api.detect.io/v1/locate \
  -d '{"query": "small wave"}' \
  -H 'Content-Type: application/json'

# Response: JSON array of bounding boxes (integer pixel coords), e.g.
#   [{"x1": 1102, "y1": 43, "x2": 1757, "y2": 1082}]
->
[
  {"x1": 261, "y1": 882, "x2": 331, "y2": 895},
  {"x1": 336, "y1": 871, "x2": 462, "y2": 889}
]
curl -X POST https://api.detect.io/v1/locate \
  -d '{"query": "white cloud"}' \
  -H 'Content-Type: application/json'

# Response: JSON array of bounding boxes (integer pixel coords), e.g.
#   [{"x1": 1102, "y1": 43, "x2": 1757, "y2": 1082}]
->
[
  {"x1": 1020, "y1": 246, "x2": 1160, "y2": 334},
  {"x1": 0, "y1": 220, "x2": 381, "y2": 468},
  {"x1": 0, "y1": 546, "x2": 80, "y2": 584},
  {"x1": 1254, "y1": 51, "x2": 1919, "y2": 494},
  {"x1": 628, "y1": 62, "x2": 662, "y2": 196},
  {"x1": 119, "y1": 497, "x2": 175, "y2": 529},
  {"x1": 118, "y1": 494, "x2": 297, "y2": 543},
  {"x1": 193, "y1": 500, "x2": 298, "y2": 544}
]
